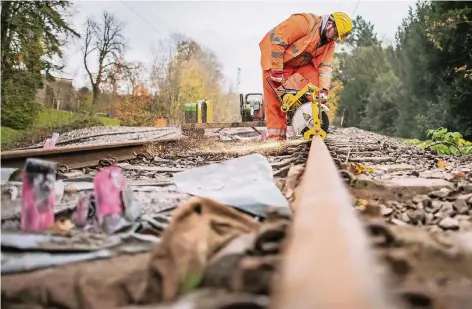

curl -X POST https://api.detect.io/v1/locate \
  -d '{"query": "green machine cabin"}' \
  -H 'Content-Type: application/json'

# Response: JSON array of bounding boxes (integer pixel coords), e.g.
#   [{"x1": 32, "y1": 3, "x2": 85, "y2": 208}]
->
[
  {"x1": 182, "y1": 100, "x2": 214, "y2": 137},
  {"x1": 181, "y1": 96, "x2": 266, "y2": 138},
  {"x1": 184, "y1": 100, "x2": 214, "y2": 124}
]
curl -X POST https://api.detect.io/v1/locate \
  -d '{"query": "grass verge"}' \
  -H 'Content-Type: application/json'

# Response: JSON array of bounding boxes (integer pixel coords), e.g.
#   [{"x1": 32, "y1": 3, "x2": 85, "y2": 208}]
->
[{"x1": 1, "y1": 108, "x2": 121, "y2": 150}]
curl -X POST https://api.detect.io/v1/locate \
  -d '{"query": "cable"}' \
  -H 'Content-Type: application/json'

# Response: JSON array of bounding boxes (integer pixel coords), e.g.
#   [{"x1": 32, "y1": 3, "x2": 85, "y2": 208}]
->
[
  {"x1": 336, "y1": 0, "x2": 359, "y2": 51},
  {"x1": 352, "y1": 1, "x2": 360, "y2": 16},
  {"x1": 119, "y1": 0, "x2": 175, "y2": 44}
]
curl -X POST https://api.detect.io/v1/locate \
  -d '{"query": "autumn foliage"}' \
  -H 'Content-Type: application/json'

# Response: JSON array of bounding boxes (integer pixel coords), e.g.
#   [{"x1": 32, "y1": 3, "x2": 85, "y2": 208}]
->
[
  {"x1": 151, "y1": 38, "x2": 239, "y2": 124},
  {"x1": 116, "y1": 84, "x2": 155, "y2": 126},
  {"x1": 325, "y1": 58, "x2": 344, "y2": 123}
]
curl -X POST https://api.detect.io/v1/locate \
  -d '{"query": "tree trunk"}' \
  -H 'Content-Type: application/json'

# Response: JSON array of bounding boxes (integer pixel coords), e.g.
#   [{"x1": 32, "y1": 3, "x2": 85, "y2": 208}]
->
[
  {"x1": 91, "y1": 86, "x2": 99, "y2": 115},
  {"x1": 1, "y1": 1, "x2": 13, "y2": 77}
]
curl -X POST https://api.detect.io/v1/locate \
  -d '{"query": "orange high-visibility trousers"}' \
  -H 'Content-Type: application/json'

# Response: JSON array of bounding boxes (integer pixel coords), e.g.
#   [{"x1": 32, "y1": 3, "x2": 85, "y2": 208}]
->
[{"x1": 262, "y1": 64, "x2": 320, "y2": 139}]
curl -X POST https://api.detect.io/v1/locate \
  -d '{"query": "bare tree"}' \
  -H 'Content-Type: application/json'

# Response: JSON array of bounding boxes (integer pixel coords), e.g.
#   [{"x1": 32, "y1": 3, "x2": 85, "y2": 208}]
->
[
  {"x1": 102, "y1": 60, "x2": 146, "y2": 97},
  {"x1": 122, "y1": 61, "x2": 145, "y2": 95},
  {"x1": 83, "y1": 11, "x2": 125, "y2": 114}
]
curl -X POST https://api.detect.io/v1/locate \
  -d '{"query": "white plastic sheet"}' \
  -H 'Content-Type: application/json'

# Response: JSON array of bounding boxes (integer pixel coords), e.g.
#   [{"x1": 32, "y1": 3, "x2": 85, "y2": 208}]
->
[
  {"x1": 173, "y1": 153, "x2": 290, "y2": 217},
  {"x1": 1, "y1": 232, "x2": 159, "y2": 274},
  {"x1": 1, "y1": 168, "x2": 18, "y2": 184}
]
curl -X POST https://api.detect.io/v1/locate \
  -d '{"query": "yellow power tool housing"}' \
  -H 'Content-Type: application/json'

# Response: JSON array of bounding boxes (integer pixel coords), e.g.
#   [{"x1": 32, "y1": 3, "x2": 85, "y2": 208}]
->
[{"x1": 266, "y1": 73, "x2": 328, "y2": 140}]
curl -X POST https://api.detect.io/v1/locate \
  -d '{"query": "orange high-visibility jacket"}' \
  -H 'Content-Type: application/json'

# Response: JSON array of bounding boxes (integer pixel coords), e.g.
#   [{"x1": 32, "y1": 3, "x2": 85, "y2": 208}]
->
[{"x1": 259, "y1": 13, "x2": 336, "y2": 90}]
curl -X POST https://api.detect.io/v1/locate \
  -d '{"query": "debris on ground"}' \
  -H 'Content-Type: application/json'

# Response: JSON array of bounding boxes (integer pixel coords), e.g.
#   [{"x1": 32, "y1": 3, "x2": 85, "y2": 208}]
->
[
  {"x1": 43, "y1": 132, "x2": 60, "y2": 148},
  {"x1": 21, "y1": 158, "x2": 57, "y2": 232},
  {"x1": 2, "y1": 126, "x2": 472, "y2": 309},
  {"x1": 140, "y1": 197, "x2": 262, "y2": 303},
  {"x1": 173, "y1": 153, "x2": 290, "y2": 217}
]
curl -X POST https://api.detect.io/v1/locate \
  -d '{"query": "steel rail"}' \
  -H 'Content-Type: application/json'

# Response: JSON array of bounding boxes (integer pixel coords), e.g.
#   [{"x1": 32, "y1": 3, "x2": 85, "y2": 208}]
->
[
  {"x1": 181, "y1": 120, "x2": 266, "y2": 130},
  {"x1": 15, "y1": 128, "x2": 175, "y2": 150},
  {"x1": 271, "y1": 136, "x2": 394, "y2": 309},
  {"x1": 0, "y1": 136, "x2": 183, "y2": 170}
]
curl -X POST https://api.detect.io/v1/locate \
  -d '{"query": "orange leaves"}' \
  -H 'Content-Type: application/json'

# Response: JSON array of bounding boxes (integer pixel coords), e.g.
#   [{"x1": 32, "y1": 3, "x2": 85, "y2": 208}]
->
[
  {"x1": 116, "y1": 83, "x2": 155, "y2": 126},
  {"x1": 133, "y1": 84, "x2": 150, "y2": 97},
  {"x1": 344, "y1": 162, "x2": 376, "y2": 176},
  {"x1": 325, "y1": 59, "x2": 343, "y2": 122},
  {"x1": 355, "y1": 198, "x2": 368, "y2": 211}
]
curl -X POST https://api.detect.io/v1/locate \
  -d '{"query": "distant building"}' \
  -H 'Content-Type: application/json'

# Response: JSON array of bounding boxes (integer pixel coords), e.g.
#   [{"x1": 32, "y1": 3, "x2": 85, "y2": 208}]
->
[{"x1": 35, "y1": 75, "x2": 74, "y2": 110}]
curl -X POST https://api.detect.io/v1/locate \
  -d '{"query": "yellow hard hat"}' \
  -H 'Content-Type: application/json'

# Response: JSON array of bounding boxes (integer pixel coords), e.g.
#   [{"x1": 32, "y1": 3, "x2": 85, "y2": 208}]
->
[{"x1": 331, "y1": 12, "x2": 353, "y2": 42}]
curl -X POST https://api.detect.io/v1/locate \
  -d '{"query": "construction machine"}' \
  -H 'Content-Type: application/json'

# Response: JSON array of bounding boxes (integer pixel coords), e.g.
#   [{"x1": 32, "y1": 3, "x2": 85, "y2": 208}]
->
[
  {"x1": 180, "y1": 74, "x2": 329, "y2": 141},
  {"x1": 266, "y1": 72, "x2": 329, "y2": 140},
  {"x1": 240, "y1": 93, "x2": 265, "y2": 122},
  {"x1": 181, "y1": 96, "x2": 265, "y2": 137},
  {"x1": 182, "y1": 100, "x2": 214, "y2": 137}
]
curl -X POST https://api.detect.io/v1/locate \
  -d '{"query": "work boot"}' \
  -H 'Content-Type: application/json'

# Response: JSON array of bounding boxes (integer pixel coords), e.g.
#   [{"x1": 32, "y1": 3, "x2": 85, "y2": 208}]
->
[
  {"x1": 262, "y1": 127, "x2": 288, "y2": 141},
  {"x1": 266, "y1": 135, "x2": 286, "y2": 142}
]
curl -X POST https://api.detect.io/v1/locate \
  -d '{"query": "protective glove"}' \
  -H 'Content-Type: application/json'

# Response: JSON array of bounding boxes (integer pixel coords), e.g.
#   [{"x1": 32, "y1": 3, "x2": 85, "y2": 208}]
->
[
  {"x1": 270, "y1": 70, "x2": 284, "y2": 83},
  {"x1": 320, "y1": 88, "x2": 328, "y2": 104}
]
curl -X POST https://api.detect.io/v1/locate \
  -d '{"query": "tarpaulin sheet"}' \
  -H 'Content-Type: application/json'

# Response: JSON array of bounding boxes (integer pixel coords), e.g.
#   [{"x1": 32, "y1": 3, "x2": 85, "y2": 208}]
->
[
  {"x1": 1, "y1": 232, "x2": 159, "y2": 274},
  {"x1": 1, "y1": 168, "x2": 17, "y2": 184},
  {"x1": 173, "y1": 153, "x2": 290, "y2": 217}
]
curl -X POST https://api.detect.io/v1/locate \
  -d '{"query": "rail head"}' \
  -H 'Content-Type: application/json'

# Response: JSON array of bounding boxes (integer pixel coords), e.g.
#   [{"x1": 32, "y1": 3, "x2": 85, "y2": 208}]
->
[
  {"x1": 0, "y1": 137, "x2": 184, "y2": 159},
  {"x1": 271, "y1": 136, "x2": 394, "y2": 309},
  {"x1": 0, "y1": 136, "x2": 185, "y2": 170}
]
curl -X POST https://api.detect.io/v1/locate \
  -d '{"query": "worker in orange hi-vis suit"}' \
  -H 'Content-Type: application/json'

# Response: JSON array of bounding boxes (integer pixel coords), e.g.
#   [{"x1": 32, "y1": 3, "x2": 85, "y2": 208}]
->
[{"x1": 259, "y1": 12, "x2": 353, "y2": 140}]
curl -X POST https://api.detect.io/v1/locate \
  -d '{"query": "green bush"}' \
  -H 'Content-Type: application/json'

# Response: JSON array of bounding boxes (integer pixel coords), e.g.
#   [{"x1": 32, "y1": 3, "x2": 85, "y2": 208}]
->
[
  {"x1": 1, "y1": 118, "x2": 105, "y2": 150},
  {"x1": 1, "y1": 75, "x2": 40, "y2": 130},
  {"x1": 406, "y1": 127, "x2": 472, "y2": 155}
]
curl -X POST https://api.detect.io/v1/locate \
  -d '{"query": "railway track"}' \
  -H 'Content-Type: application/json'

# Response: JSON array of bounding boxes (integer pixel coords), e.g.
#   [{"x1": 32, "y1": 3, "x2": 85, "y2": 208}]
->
[
  {"x1": 15, "y1": 127, "x2": 178, "y2": 150},
  {"x1": 0, "y1": 135, "x2": 185, "y2": 171},
  {"x1": 1, "y1": 126, "x2": 472, "y2": 309},
  {"x1": 0, "y1": 126, "x2": 262, "y2": 171}
]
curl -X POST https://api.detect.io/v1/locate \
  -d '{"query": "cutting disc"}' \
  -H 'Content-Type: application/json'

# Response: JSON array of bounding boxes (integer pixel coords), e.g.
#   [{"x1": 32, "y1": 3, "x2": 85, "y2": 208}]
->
[{"x1": 291, "y1": 103, "x2": 315, "y2": 136}]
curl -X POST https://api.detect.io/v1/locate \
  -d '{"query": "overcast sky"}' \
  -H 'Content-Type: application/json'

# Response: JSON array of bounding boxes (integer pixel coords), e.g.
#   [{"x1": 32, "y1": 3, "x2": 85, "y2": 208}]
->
[{"x1": 62, "y1": 0, "x2": 416, "y2": 93}]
